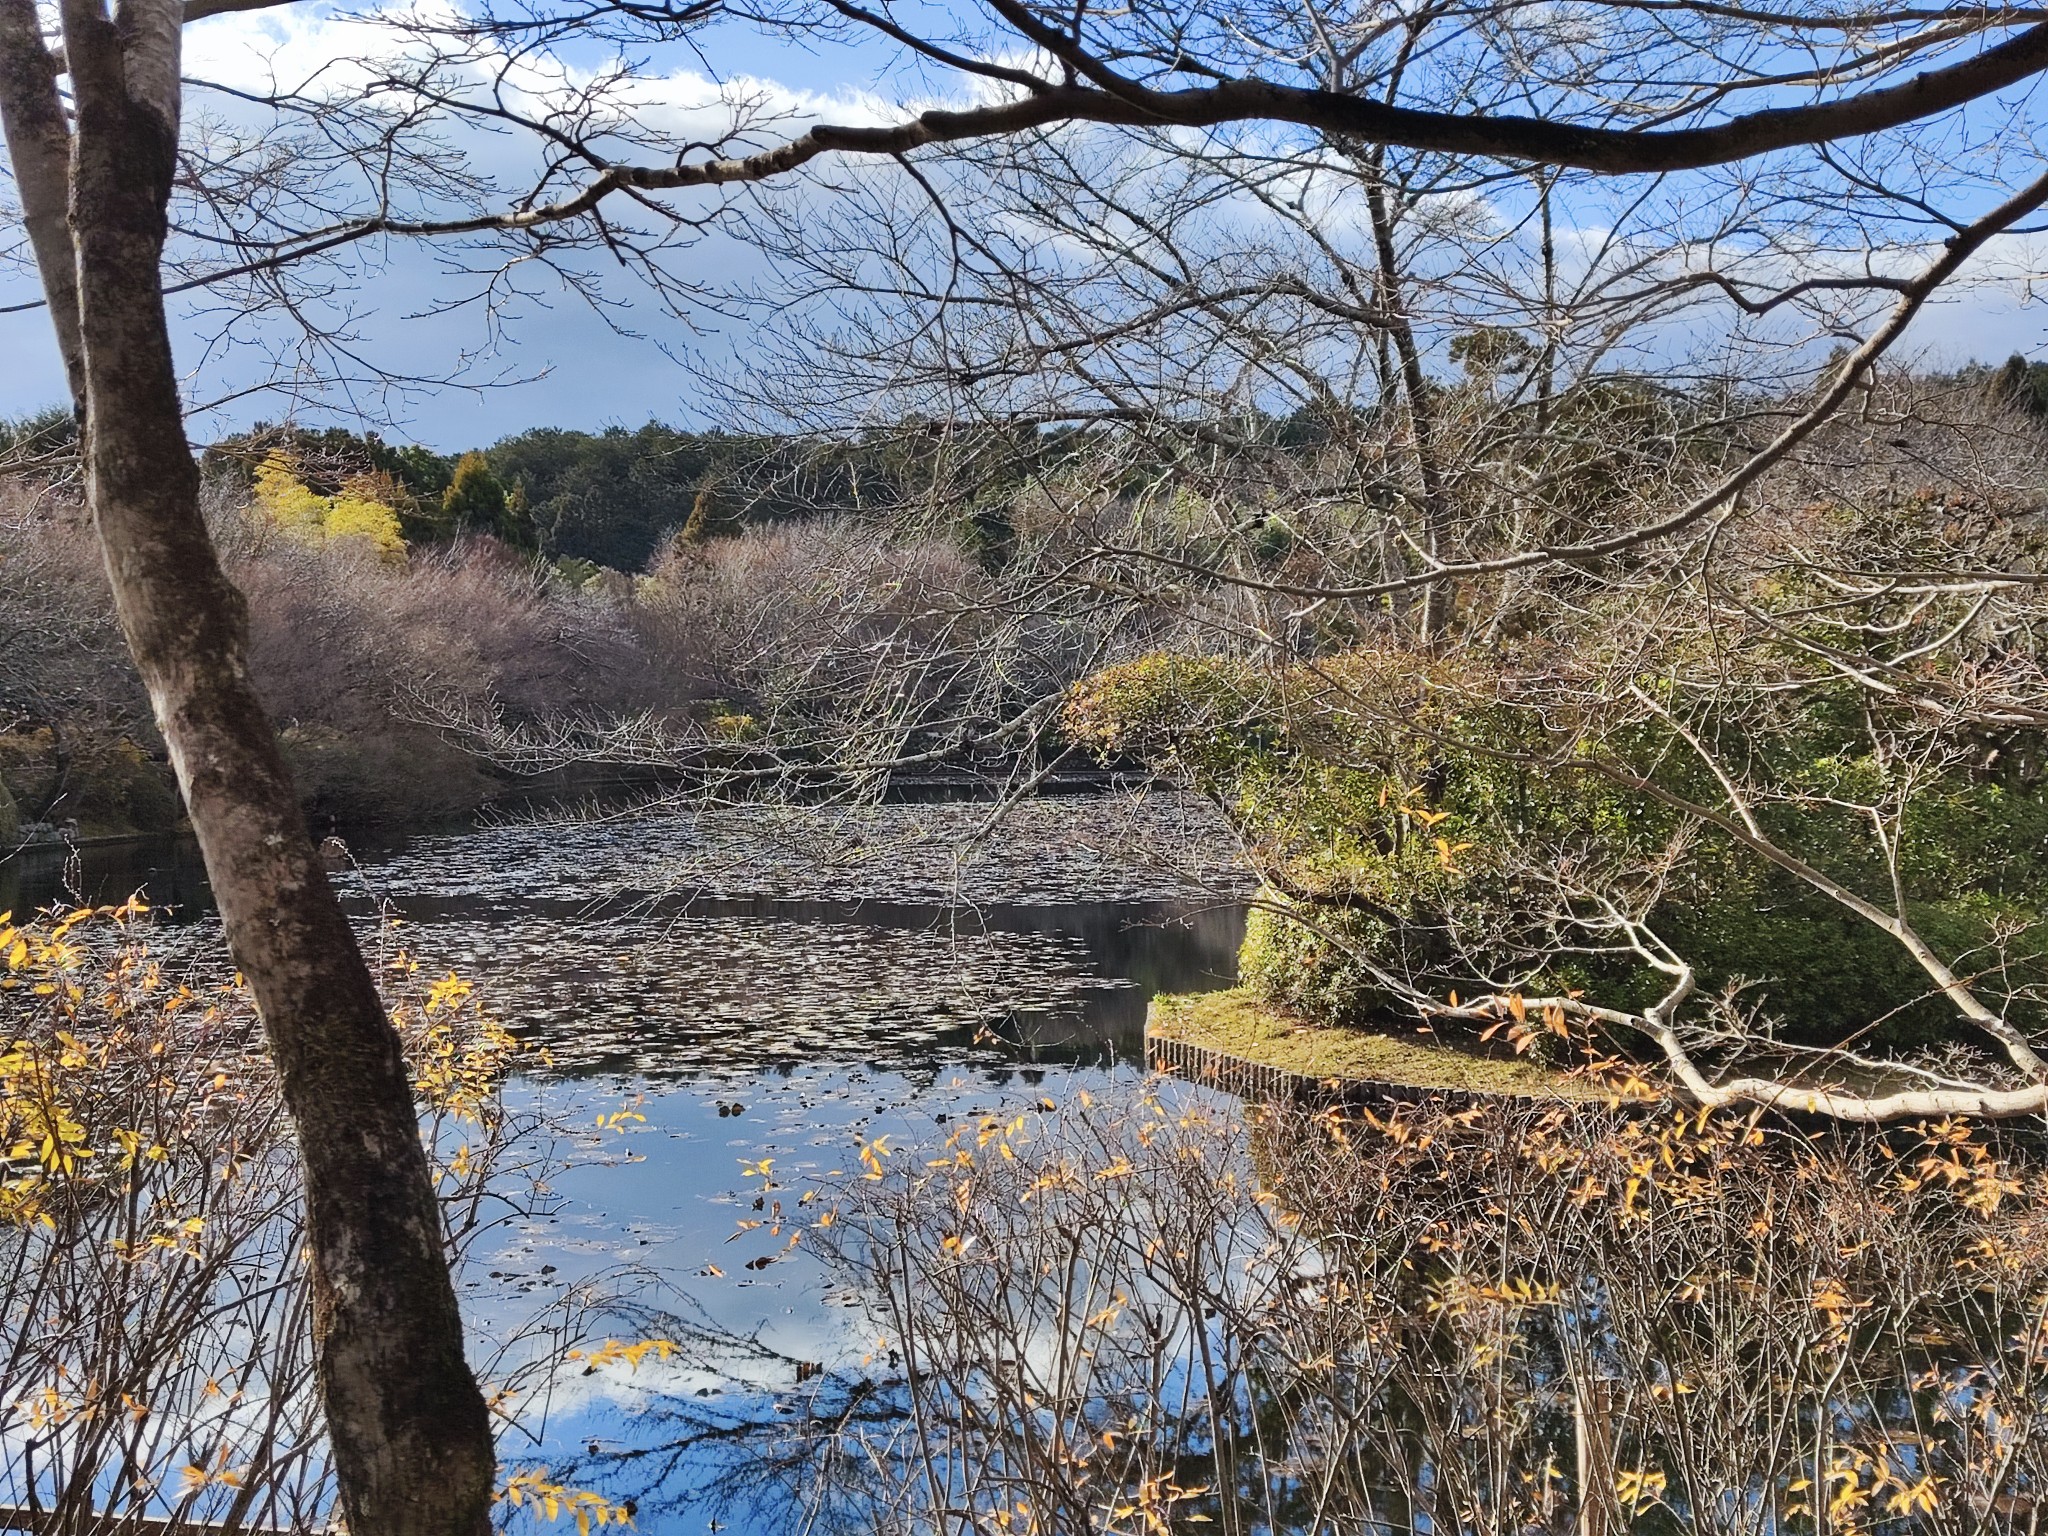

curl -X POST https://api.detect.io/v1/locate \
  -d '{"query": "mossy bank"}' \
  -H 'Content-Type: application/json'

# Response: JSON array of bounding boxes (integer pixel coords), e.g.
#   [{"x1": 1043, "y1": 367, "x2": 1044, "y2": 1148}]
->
[{"x1": 1148, "y1": 987, "x2": 1593, "y2": 1101}]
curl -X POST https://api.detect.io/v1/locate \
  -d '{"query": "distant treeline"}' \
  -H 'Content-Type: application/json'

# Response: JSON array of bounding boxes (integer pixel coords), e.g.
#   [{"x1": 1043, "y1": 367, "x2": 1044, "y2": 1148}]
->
[
  {"x1": 5, "y1": 345, "x2": 2043, "y2": 577},
  {"x1": 194, "y1": 419, "x2": 1071, "y2": 574},
  {"x1": 199, "y1": 422, "x2": 787, "y2": 571}
]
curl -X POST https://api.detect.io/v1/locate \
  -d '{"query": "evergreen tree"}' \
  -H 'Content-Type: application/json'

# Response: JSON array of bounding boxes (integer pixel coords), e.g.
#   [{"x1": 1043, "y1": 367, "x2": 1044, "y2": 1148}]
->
[
  {"x1": 441, "y1": 451, "x2": 511, "y2": 538},
  {"x1": 679, "y1": 482, "x2": 744, "y2": 544},
  {"x1": 1, "y1": 405, "x2": 78, "y2": 462},
  {"x1": 505, "y1": 476, "x2": 536, "y2": 547},
  {"x1": 1990, "y1": 354, "x2": 2048, "y2": 421}
]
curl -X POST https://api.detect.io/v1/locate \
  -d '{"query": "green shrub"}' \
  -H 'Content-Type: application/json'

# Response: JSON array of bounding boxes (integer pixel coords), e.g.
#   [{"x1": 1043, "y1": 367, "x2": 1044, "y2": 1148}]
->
[
  {"x1": 1063, "y1": 652, "x2": 1274, "y2": 783},
  {"x1": 1238, "y1": 896, "x2": 1400, "y2": 1026},
  {"x1": 1069, "y1": 645, "x2": 2048, "y2": 1051}
]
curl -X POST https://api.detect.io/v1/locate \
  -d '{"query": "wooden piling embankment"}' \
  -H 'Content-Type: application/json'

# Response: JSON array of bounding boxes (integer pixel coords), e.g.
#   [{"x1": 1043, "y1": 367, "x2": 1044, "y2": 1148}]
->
[{"x1": 1145, "y1": 1026, "x2": 1603, "y2": 1115}]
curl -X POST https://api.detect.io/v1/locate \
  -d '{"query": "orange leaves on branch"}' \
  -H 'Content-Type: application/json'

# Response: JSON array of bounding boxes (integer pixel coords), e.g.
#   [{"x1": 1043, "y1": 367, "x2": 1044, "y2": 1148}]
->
[
  {"x1": 567, "y1": 1339, "x2": 676, "y2": 1372},
  {"x1": 857, "y1": 1137, "x2": 893, "y2": 1181}
]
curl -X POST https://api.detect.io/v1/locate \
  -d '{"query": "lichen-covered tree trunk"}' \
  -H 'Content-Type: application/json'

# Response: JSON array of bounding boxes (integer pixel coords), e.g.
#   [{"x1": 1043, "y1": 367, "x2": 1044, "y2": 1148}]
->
[{"x1": 0, "y1": 0, "x2": 495, "y2": 1529}]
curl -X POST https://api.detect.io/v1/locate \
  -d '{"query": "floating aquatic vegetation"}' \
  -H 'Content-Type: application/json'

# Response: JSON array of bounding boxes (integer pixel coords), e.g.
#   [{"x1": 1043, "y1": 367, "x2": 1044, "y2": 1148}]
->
[
  {"x1": 335, "y1": 795, "x2": 1253, "y2": 910},
  {"x1": 402, "y1": 911, "x2": 1143, "y2": 1079}
]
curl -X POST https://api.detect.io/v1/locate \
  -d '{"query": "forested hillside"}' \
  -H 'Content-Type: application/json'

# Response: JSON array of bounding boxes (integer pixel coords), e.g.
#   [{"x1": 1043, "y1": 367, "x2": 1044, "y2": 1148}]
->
[
  {"x1": 0, "y1": 413, "x2": 1117, "y2": 833},
  {"x1": 188, "y1": 418, "x2": 1062, "y2": 573},
  {"x1": 6, "y1": 360, "x2": 2042, "y2": 849}
]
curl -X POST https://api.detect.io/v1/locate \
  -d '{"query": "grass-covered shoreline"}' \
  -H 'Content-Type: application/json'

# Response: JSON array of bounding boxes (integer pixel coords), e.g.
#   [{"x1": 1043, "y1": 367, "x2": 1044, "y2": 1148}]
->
[{"x1": 1148, "y1": 987, "x2": 1593, "y2": 1100}]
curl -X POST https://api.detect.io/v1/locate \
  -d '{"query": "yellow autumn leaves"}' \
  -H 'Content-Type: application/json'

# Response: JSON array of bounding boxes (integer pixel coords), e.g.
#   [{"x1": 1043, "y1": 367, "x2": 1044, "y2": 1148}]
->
[
  {"x1": 0, "y1": 902, "x2": 164, "y2": 1227},
  {"x1": 500, "y1": 1469, "x2": 635, "y2": 1535},
  {"x1": 253, "y1": 450, "x2": 407, "y2": 561}
]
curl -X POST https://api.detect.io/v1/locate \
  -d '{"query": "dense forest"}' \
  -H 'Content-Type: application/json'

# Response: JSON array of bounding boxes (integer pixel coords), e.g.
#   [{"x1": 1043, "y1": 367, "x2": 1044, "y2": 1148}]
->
[{"x1": 188, "y1": 417, "x2": 1065, "y2": 571}]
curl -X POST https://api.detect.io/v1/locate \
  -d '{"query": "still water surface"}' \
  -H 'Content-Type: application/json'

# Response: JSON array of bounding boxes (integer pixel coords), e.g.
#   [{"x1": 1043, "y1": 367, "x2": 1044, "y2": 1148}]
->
[{"x1": 3, "y1": 796, "x2": 1253, "y2": 1531}]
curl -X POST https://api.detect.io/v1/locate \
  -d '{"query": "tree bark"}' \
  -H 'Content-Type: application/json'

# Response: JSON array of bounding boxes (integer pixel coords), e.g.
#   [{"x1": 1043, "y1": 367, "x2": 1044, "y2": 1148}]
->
[
  {"x1": 0, "y1": 1, "x2": 497, "y2": 1529},
  {"x1": 1353, "y1": 30, "x2": 1450, "y2": 643},
  {"x1": 1363, "y1": 155, "x2": 1450, "y2": 642},
  {"x1": 0, "y1": 0, "x2": 83, "y2": 404}
]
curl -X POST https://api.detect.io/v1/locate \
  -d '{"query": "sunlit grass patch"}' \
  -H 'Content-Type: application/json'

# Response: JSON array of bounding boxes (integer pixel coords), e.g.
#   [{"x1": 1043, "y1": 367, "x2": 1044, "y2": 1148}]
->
[{"x1": 1148, "y1": 986, "x2": 1595, "y2": 1099}]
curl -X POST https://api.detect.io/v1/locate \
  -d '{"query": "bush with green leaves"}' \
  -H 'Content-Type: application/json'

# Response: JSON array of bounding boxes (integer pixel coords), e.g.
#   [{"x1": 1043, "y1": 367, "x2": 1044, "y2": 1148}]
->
[{"x1": 1067, "y1": 645, "x2": 2048, "y2": 1051}]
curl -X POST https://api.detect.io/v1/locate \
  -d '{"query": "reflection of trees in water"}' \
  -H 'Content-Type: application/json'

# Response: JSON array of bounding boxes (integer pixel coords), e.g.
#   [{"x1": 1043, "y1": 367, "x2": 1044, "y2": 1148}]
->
[
  {"x1": 586, "y1": 1089, "x2": 2048, "y2": 1534},
  {"x1": 0, "y1": 910, "x2": 569, "y2": 1530},
  {"x1": 540, "y1": 1286, "x2": 916, "y2": 1533}
]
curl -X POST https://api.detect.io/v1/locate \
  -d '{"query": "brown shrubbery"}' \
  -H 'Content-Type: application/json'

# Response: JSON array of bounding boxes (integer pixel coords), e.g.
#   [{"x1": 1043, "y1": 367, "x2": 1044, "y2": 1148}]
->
[
  {"x1": 796, "y1": 1084, "x2": 2048, "y2": 1534},
  {"x1": 632, "y1": 519, "x2": 1003, "y2": 762},
  {"x1": 0, "y1": 477, "x2": 1023, "y2": 834}
]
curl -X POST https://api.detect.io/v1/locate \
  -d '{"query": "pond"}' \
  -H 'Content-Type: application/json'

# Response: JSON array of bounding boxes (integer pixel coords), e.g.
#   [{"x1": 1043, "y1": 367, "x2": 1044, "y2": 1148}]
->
[
  {"x1": 12, "y1": 801, "x2": 2048, "y2": 1533},
  {"x1": 3, "y1": 795, "x2": 1255, "y2": 1532}
]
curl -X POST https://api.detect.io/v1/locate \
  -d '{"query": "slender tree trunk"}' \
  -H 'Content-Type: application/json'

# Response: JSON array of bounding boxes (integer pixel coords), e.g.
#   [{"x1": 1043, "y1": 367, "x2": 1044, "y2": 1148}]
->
[
  {"x1": 1353, "y1": 19, "x2": 1451, "y2": 645},
  {"x1": 1536, "y1": 167, "x2": 1559, "y2": 432},
  {"x1": 1363, "y1": 156, "x2": 1451, "y2": 643},
  {"x1": 0, "y1": 0, "x2": 82, "y2": 405},
  {"x1": 0, "y1": 1, "x2": 496, "y2": 1529},
  {"x1": 1574, "y1": 1376, "x2": 1614, "y2": 1536}
]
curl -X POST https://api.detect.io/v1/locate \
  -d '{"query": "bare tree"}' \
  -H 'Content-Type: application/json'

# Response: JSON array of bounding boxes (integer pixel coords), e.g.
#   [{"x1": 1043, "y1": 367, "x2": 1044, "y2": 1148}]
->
[
  {"x1": 0, "y1": 3, "x2": 496, "y2": 1532},
  {"x1": 4, "y1": 6, "x2": 2048, "y2": 1530}
]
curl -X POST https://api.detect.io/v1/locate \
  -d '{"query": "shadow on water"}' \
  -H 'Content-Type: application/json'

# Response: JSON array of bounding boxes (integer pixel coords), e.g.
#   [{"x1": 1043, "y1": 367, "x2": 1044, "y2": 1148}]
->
[
  {"x1": 1, "y1": 834, "x2": 216, "y2": 919},
  {"x1": 1, "y1": 801, "x2": 1251, "y2": 1079}
]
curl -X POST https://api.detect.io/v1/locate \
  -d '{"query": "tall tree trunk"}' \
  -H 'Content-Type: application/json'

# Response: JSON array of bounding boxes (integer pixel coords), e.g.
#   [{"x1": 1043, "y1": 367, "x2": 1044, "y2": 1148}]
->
[
  {"x1": 1364, "y1": 155, "x2": 1451, "y2": 644},
  {"x1": 0, "y1": 1, "x2": 496, "y2": 1529},
  {"x1": 0, "y1": 0, "x2": 81, "y2": 406},
  {"x1": 1355, "y1": 24, "x2": 1451, "y2": 644},
  {"x1": 1535, "y1": 167, "x2": 1559, "y2": 433}
]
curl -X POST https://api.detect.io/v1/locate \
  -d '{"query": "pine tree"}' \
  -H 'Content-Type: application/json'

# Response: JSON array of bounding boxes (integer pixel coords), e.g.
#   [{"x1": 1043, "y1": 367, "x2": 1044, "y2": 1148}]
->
[
  {"x1": 504, "y1": 476, "x2": 536, "y2": 547},
  {"x1": 1990, "y1": 354, "x2": 2048, "y2": 421}
]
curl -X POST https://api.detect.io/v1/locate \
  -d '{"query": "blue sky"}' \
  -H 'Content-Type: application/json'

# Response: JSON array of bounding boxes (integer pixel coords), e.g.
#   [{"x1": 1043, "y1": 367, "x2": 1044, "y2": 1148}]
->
[
  {"x1": 3, "y1": 6, "x2": 2047, "y2": 451},
  {"x1": 1, "y1": 4, "x2": 915, "y2": 449}
]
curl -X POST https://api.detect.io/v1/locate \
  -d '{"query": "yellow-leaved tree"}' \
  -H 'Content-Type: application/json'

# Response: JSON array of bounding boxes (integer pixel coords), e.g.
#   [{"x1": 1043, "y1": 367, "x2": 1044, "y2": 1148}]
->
[
  {"x1": 252, "y1": 450, "x2": 329, "y2": 533},
  {"x1": 251, "y1": 453, "x2": 406, "y2": 560},
  {"x1": 326, "y1": 474, "x2": 409, "y2": 560}
]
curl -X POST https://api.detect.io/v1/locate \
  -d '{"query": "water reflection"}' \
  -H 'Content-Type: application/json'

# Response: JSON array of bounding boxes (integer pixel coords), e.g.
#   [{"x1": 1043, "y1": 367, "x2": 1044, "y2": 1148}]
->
[
  {"x1": 2, "y1": 805, "x2": 1249, "y2": 1078},
  {"x1": 17, "y1": 805, "x2": 2048, "y2": 1536},
  {"x1": 0, "y1": 833, "x2": 214, "y2": 918},
  {"x1": 532, "y1": 1091, "x2": 2048, "y2": 1536},
  {"x1": 402, "y1": 899, "x2": 1235, "y2": 1078},
  {"x1": 3, "y1": 798, "x2": 1257, "y2": 1533}
]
